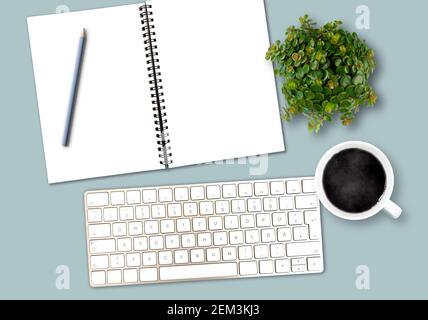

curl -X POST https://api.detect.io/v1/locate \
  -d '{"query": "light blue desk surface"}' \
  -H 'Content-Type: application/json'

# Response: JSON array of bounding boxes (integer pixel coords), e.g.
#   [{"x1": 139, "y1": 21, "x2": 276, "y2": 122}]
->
[{"x1": 0, "y1": 0, "x2": 426, "y2": 299}]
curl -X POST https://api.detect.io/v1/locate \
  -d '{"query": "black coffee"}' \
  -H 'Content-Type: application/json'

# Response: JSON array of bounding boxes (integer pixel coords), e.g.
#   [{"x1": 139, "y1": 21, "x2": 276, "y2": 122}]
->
[{"x1": 322, "y1": 148, "x2": 386, "y2": 213}]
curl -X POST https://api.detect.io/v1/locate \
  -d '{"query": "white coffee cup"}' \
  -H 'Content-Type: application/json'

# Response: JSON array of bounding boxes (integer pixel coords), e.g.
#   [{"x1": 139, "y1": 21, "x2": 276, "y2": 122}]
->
[{"x1": 315, "y1": 141, "x2": 402, "y2": 220}]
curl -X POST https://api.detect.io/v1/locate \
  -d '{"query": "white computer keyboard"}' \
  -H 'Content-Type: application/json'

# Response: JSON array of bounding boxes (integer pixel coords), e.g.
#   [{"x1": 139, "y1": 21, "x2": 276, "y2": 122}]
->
[{"x1": 84, "y1": 177, "x2": 324, "y2": 287}]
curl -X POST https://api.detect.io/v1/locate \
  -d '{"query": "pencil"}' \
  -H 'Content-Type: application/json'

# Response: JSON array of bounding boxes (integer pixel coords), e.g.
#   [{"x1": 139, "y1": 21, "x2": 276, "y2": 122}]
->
[{"x1": 62, "y1": 28, "x2": 87, "y2": 147}]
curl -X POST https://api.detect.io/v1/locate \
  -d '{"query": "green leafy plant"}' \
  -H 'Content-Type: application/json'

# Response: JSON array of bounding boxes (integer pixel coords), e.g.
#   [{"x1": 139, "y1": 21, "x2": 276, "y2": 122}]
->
[{"x1": 266, "y1": 15, "x2": 377, "y2": 133}]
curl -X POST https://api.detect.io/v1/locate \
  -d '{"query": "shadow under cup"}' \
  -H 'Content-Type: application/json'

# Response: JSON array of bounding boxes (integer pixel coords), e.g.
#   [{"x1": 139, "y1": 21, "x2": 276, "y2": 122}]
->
[{"x1": 322, "y1": 148, "x2": 386, "y2": 214}]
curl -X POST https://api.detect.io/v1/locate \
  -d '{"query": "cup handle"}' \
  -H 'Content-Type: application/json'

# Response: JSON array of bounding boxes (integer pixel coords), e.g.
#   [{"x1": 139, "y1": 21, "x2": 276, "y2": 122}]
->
[{"x1": 384, "y1": 199, "x2": 402, "y2": 219}]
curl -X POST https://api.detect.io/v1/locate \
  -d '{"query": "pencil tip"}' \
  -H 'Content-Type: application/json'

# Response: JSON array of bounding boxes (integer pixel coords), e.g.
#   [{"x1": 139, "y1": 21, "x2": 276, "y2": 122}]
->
[{"x1": 82, "y1": 28, "x2": 86, "y2": 37}]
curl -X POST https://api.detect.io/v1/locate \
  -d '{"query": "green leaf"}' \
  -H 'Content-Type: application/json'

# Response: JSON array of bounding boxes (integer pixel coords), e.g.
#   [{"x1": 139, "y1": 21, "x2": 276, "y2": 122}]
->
[
  {"x1": 310, "y1": 84, "x2": 323, "y2": 93},
  {"x1": 352, "y1": 74, "x2": 364, "y2": 85},
  {"x1": 304, "y1": 90, "x2": 315, "y2": 100},
  {"x1": 340, "y1": 76, "x2": 351, "y2": 87},
  {"x1": 325, "y1": 102, "x2": 336, "y2": 113}
]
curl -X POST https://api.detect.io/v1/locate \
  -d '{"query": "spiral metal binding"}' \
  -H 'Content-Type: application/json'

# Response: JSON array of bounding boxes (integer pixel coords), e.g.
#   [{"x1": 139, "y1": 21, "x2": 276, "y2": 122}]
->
[{"x1": 140, "y1": 4, "x2": 172, "y2": 167}]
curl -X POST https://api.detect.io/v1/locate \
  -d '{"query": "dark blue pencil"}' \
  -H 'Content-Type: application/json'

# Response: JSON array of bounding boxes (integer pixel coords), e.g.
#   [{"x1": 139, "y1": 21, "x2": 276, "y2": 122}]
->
[{"x1": 62, "y1": 28, "x2": 87, "y2": 147}]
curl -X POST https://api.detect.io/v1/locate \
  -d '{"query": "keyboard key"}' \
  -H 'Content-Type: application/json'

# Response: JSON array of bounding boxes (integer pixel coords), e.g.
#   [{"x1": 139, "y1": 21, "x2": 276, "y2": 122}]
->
[
  {"x1": 87, "y1": 209, "x2": 102, "y2": 223},
  {"x1": 174, "y1": 250, "x2": 189, "y2": 264},
  {"x1": 307, "y1": 257, "x2": 323, "y2": 271},
  {"x1": 292, "y1": 265, "x2": 306, "y2": 272},
  {"x1": 256, "y1": 213, "x2": 271, "y2": 227},
  {"x1": 133, "y1": 237, "x2": 148, "y2": 251},
  {"x1": 119, "y1": 207, "x2": 134, "y2": 220},
  {"x1": 193, "y1": 217, "x2": 207, "y2": 231},
  {"x1": 183, "y1": 202, "x2": 198, "y2": 216},
  {"x1": 149, "y1": 236, "x2": 163, "y2": 250},
  {"x1": 88, "y1": 224, "x2": 111, "y2": 238},
  {"x1": 224, "y1": 215, "x2": 239, "y2": 229},
  {"x1": 126, "y1": 253, "x2": 141, "y2": 267},
  {"x1": 112, "y1": 222, "x2": 127, "y2": 236},
  {"x1": 261, "y1": 229, "x2": 275, "y2": 243},
  {"x1": 135, "y1": 206, "x2": 149, "y2": 219},
  {"x1": 158, "y1": 188, "x2": 173, "y2": 202},
  {"x1": 238, "y1": 183, "x2": 253, "y2": 197},
  {"x1": 240, "y1": 214, "x2": 255, "y2": 228},
  {"x1": 110, "y1": 254, "x2": 125, "y2": 268},
  {"x1": 129, "y1": 221, "x2": 143, "y2": 236},
  {"x1": 272, "y1": 212, "x2": 287, "y2": 226},
  {"x1": 286, "y1": 241, "x2": 321, "y2": 257},
  {"x1": 117, "y1": 238, "x2": 132, "y2": 252},
  {"x1": 160, "y1": 219, "x2": 175, "y2": 233},
  {"x1": 286, "y1": 180, "x2": 300, "y2": 194},
  {"x1": 277, "y1": 228, "x2": 292, "y2": 241},
  {"x1": 259, "y1": 260, "x2": 274, "y2": 274},
  {"x1": 222, "y1": 184, "x2": 237, "y2": 198},
  {"x1": 229, "y1": 230, "x2": 244, "y2": 245},
  {"x1": 206, "y1": 248, "x2": 221, "y2": 262},
  {"x1": 231, "y1": 199, "x2": 246, "y2": 213},
  {"x1": 208, "y1": 216, "x2": 223, "y2": 230},
  {"x1": 140, "y1": 268, "x2": 158, "y2": 282},
  {"x1": 270, "y1": 243, "x2": 285, "y2": 258},
  {"x1": 295, "y1": 195, "x2": 318, "y2": 209},
  {"x1": 90, "y1": 255, "x2": 109, "y2": 269},
  {"x1": 89, "y1": 239, "x2": 115, "y2": 254},
  {"x1": 111, "y1": 192, "x2": 125, "y2": 205},
  {"x1": 270, "y1": 181, "x2": 285, "y2": 195},
  {"x1": 151, "y1": 204, "x2": 166, "y2": 218},
  {"x1": 215, "y1": 200, "x2": 230, "y2": 214},
  {"x1": 302, "y1": 179, "x2": 316, "y2": 193},
  {"x1": 308, "y1": 222, "x2": 321, "y2": 240},
  {"x1": 275, "y1": 259, "x2": 290, "y2": 273},
  {"x1": 87, "y1": 192, "x2": 108, "y2": 207},
  {"x1": 239, "y1": 261, "x2": 257, "y2": 275},
  {"x1": 158, "y1": 251, "x2": 173, "y2": 265},
  {"x1": 199, "y1": 201, "x2": 214, "y2": 216},
  {"x1": 263, "y1": 197, "x2": 278, "y2": 211},
  {"x1": 142, "y1": 252, "x2": 157, "y2": 266},
  {"x1": 213, "y1": 232, "x2": 228, "y2": 246},
  {"x1": 91, "y1": 271, "x2": 106, "y2": 285},
  {"x1": 206, "y1": 185, "x2": 221, "y2": 199},
  {"x1": 222, "y1": 247, "x2": 237, "y2": 261},
  {"x1": 176, "y1": 218, "x2": 191, "y2": 232},
  {"x1": 279, "y1": 196, "x2": 294, "y2": 210},
  {"x1": 197, "y1": 233, "x2": 212, "y2": 247},
  {"x1": 165, "y1": 235, "x2": 180, "y2": 249},
  {"x1": 159, "y1": 263, "x2": 237, "y2": 281},
  {"x1": 126, "y1": 190, "x2": 141, "y2": 204},
  {"x1": 245, "y1": 229, "x2": 260, "y2": 244},
  {"x1": 247, "y1": 199, "x2": 262, "y2": 212},
  {"x1": 254, "y1": 182, "x2": 269, "y2": 196},
  {"x1": 174, "y1": 187, "x2": 189, "y2": 201},
  {"x1": 191, "y1": 249, "x2": 205, "y2": 263},
  {"x1": 238, "y1": 246, "x2": 253, "y2": 260},
  {"x1": 291, "y1": 258, "x2": 306, "y2": 266},
  {"x1": 288, "y1": 211, "x2": 303, "y2": 225},
  {"x1": 182, "y1": 234, "x2": 196, "y2": 248},
  {"x1": 190, "y1": 186, "x2": 205, "y2": 200},
  {"x1": 144, "y1": 221, "x2": 159, "y2": 234},
  {"x1": 293, "y1": 226, "x2": 309, "y2": 241},
  {"x1": 142, "y1": 189, "x2": 157, "y2": 203},
  {"x1": 167, "y1": 203, "x2": 182, "y2": 217},
  {"x1": 254, "y1": 244, "x2": 269, "y2": 259},
  {"x1": 107, "y1": 270, "x2": 122, "y2": 284},
  {"x1": 104, "y1": 207, "x2": 118, "y2": 221},
  {"x1": 124, "y1": 269, "x2": 138, "y2": 283}
]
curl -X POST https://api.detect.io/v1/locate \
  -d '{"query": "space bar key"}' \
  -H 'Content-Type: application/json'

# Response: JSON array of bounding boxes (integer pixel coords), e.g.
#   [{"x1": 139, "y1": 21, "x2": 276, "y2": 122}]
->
[{"x1": 160, "y1": 263, "x2": 238, "y2": 281}]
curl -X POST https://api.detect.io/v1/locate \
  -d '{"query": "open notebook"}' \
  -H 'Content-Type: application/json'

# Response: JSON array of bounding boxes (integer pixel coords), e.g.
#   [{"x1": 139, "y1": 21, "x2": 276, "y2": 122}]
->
[{"x1": 27, "y1": 0, "x2": 284, "y2": 183}]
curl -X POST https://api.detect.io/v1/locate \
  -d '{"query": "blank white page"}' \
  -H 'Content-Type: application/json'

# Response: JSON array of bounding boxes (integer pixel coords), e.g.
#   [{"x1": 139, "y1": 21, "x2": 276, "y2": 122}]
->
[
  {"x1": 151, "y1": 0, "x2": 285, "y2": 167},
  {"x1": 27, "y1": 4, "x2": 162, "y2": 183}
]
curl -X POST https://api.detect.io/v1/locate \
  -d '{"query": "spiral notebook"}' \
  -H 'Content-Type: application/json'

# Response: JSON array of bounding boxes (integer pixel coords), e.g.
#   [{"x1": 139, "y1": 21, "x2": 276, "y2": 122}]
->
[{"x1": 27, "y1": 0, "x2": 284, "y2": 183}]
